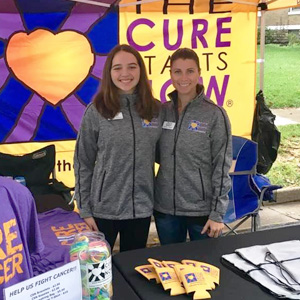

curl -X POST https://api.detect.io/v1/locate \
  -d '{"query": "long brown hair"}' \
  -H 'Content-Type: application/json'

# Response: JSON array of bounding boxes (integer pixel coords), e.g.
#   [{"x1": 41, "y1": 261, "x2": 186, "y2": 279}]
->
[
  {"x1": 94, "y1": 44, "x2": 158, "y2": 120},
  {"x1": 170, "y1": 48, "x2": 203, "y2": 94}
]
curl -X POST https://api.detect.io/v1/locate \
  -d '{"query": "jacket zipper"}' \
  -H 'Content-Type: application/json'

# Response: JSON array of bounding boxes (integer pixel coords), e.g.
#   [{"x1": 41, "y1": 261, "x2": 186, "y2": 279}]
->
[
  {"x1": 172, "y1": 102, "x2": 190, "y2": 215},
  {"x1": 99, "y1": 171, "x2": 106, "y2": 202},
  {"x1": 198, "y1": 168, "x2": 206, "y2": 201},
  {"x1": 127, "y1": 99, "x2": 136, "y2": 218}
]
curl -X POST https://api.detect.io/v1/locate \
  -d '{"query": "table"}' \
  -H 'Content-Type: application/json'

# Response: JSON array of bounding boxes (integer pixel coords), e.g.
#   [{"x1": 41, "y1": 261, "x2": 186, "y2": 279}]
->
[
  {"x1": 112, "y1": 266, "x2": 140, "y2": 299},
  {"x1": 113, "y1": 225, "x2": 300, "y2": 300}
]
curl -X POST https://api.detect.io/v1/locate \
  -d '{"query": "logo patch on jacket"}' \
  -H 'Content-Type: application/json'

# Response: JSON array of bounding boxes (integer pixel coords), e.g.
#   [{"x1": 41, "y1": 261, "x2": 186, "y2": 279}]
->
[
  {"x1": 142, "y1": 118, "x2": 159, "y2": 128},
  {"x1": 188, "y1": 120, "x2": 208, "y2": 133}
]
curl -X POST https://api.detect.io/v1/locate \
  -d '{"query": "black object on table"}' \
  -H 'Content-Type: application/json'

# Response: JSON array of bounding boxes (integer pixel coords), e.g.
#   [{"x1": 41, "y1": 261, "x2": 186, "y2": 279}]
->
[{"x1": 113, "y1": 225, "x2": 300, "y2": 300}]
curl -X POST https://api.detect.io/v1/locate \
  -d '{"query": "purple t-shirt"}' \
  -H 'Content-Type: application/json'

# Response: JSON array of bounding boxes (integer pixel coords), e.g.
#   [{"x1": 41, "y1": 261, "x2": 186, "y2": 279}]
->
[
  {"x1": 33, "y1": 208, "x2": 90, "y2": 274},
  {"x1": 0, "y1": 176, "x2": 44, "y2": 295}
]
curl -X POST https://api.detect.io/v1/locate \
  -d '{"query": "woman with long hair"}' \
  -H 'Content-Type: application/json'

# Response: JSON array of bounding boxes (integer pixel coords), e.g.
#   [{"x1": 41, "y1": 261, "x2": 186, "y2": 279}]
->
[
  {"x1": 74, "y1": 44, "x2": 161, "y2": 252},
  {"x1": 155, "y1": 48, "x2": 232, "y2": 244}
]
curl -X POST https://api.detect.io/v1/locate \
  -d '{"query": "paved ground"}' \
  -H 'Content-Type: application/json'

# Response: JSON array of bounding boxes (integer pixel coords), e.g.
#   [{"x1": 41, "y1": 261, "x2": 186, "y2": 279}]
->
[{"x1": 272, "y1": 107, "x2": 300, "y2": 126}]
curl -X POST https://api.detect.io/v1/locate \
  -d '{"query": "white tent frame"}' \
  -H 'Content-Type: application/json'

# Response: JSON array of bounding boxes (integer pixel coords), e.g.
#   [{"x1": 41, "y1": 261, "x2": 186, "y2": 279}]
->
[{"x1": 259, "y1": 1, "x2": 267, "y2": 91}]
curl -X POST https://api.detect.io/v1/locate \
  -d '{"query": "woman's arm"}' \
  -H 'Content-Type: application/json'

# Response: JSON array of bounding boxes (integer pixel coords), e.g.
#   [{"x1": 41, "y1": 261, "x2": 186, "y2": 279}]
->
[
  {"x1": 206, "y1": 107, "x2": 232, "y2": 235},
  {"x1": 74, "y1": 104, "x2": 99, "y2": 219},
  {"x1": 84, "y1": 217, "x2": 99, "y2": 231}
]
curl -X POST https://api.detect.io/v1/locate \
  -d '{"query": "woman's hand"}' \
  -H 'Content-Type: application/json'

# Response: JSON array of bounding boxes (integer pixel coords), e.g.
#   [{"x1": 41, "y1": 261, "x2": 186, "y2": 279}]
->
[
  {"x1": 84, "y1": 217, "x2": 99, "y2": 231},
  {"x1": 201, "y1": 219, "x2": 224, "y2": 238}
]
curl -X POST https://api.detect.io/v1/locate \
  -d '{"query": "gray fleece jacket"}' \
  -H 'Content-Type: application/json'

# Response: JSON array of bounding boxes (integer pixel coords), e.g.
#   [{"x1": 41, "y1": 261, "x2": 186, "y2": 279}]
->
[
  {"x1": 155, "y1": 89, "x2": 232, "y2": 222},
  {"x1": 74, "y1": 94, "x2": 162, "y2": 220}
]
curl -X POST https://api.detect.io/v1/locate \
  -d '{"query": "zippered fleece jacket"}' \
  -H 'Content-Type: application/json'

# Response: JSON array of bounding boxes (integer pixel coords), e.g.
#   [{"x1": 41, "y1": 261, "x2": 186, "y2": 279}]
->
[
  {"x1": 74, "y1": 94, "x2": 162, "y2": 220},
  {"x1": 155, "y1": 90, "x2": 232, "y2": 222}
]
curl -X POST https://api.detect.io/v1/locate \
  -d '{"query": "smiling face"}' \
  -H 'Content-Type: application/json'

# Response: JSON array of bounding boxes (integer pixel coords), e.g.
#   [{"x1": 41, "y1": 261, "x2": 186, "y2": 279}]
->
[
  {"x1": 110, "y1": 50, "x2": 141, "y2": 94},
  {"x1": 170, "y1": 58, "x2": 200, "y2": 100}
]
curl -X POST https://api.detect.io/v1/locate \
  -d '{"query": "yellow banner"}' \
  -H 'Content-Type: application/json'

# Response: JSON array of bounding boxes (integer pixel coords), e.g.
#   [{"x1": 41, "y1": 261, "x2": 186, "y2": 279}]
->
[
  {"x1": 0, "y1": 0, "x2": 261, "y2": 186},
  {"x1": 119, "y1": 9, "x2": 258, "y2": 137},
  {"x1": 119, "y1": 0, "x2": 258, "y2": 13}
]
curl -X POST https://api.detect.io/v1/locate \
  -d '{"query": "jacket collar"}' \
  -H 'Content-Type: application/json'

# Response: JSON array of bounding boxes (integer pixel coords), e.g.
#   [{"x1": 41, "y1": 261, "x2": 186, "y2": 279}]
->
[
  {"x1": 168, "y1": 84, "x2": 205, "y2": 105},
  {"x1": 120, "y1": 92, "x2": 138, "y2": 107}
]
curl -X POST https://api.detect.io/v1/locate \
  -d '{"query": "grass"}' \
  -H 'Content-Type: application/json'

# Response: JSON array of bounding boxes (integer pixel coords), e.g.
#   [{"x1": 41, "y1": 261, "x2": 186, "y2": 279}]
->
[
  {"x1": 256, "y1": 44, "x2": 300, "y2": 108},
  {"x1": 255, "y1": 46, "x2": 300, "y2": 187},
  {"x1": 267, "y1": 124, "x2": 300, "y2": 187}
]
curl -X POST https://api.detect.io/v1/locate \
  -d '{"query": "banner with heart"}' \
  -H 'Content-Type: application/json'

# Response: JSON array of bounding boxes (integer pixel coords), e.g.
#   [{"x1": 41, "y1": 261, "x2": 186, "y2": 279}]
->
[{"x1": 7, "y1": 29, "x2": 94, "y2": 106}]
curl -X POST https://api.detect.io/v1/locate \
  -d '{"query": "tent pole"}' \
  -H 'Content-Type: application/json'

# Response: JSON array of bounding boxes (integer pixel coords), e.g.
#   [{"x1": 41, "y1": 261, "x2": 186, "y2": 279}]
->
[{"x1": 259, "y1": 1, "x2": 266, "y2": 91}]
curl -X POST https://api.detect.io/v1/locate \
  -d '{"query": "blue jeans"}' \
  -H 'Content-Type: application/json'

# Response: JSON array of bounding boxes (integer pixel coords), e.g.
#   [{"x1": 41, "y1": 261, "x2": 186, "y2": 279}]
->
[{"x1": 154, "y1": 211, "x2": 209, "y2": 245}]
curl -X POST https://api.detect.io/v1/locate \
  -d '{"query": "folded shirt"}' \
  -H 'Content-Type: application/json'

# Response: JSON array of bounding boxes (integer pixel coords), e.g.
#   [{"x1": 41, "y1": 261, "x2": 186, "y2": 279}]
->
[{"x1": 32, "y1": 208, "x2": 91, "y2": 275}]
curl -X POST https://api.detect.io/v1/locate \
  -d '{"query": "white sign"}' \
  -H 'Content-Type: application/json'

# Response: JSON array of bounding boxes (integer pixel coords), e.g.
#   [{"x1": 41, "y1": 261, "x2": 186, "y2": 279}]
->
[
  {"x1": 162, "y1": 121, "x2": 176, "y2": 130},
  {"x1": 4, "y1": 260, "x2": 82, "y2": 300},
  {"x1": 109, "y1": 112, "x2": 123, "y2": 120}
]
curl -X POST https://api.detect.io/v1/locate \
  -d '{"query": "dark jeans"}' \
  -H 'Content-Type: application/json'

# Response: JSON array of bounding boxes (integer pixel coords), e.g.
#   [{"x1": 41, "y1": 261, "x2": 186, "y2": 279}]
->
[
  {"x1": 95, "y1": 217, "x2": 151, "y2": 252},
  {"x1": 154, "y1": 210, "x2": 209, "y2": 245}
]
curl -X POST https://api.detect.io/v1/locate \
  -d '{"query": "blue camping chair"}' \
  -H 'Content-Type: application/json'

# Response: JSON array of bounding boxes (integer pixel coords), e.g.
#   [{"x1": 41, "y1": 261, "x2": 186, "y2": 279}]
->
[
  {"x1": 223, "y1": 136, "x2": 281, "y2": 236},
  {"x1": 252, "y1": 173, "x2": 281, "y2": 205}
]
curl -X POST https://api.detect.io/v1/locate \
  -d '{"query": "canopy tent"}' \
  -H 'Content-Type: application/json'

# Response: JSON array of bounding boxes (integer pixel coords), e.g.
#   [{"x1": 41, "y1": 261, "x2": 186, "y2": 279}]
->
[
  {"x1": 0, "y1": 0, "x2": 298, "y2": 186},
  {"x1": 267, "y1": 0, "x2": 300, "y2": 10}
]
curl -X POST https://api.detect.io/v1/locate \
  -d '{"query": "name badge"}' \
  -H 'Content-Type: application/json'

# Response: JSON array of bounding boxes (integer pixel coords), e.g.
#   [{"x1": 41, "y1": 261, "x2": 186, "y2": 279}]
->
[
  {"x1": 162, "y1": 121, "x2": 175, "y2": 130},
  {"x1": 110, "y1": 112, "x2": 123, "y2": 120}
]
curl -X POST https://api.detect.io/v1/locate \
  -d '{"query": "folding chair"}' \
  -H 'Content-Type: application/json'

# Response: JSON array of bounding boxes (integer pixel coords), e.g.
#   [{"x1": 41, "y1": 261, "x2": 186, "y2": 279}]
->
[
  {"x1": 0, "y1": 145, "x2": 74, "y2": 212},
  {"x1": 223, "y1": 136, "x2": 258, "y2": 235},
  {"x1": 0, "y1": 145, "x2": 56, "y2": 189},
  {"x1": 223, "y1": 136, "x2": 281, "y2": 236},
  {"x1": 252, "y1": 173, "x2": 282, "y2": 208}
]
